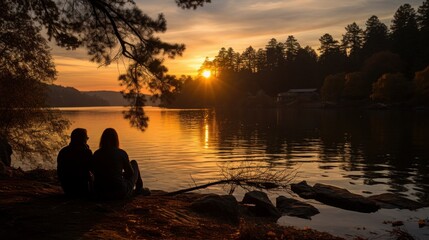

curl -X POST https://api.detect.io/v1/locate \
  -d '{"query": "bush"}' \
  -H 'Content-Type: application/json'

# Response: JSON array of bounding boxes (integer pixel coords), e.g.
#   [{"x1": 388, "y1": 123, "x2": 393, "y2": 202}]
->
[{"x1": 371, "y1": 73, "x2": 412, "y2": 103}]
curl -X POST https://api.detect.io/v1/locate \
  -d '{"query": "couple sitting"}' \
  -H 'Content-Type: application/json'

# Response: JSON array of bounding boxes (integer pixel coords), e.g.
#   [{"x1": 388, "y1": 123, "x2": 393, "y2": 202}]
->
[{"x1": 57, "y1": 128, "x2": 149, "y2": 199}]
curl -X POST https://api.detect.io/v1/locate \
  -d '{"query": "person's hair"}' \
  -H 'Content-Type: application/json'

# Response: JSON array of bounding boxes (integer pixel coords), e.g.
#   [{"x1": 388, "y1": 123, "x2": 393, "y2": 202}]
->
[
  {"x1": 70, "y1": 128, "x2": 88, "y2": 145},
  {"x1": 99, "y1": 128, "x2": 119, "y2": 149}
]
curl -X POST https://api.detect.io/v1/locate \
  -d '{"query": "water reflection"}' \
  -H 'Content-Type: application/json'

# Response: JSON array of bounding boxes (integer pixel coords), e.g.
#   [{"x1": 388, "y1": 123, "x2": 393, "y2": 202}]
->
[
  {"x1": 208, "y1": 108, "x2": 429, "y2": 203},
  {"x1": 21, "y1": 107, "x2": 429, "y2": 204}
]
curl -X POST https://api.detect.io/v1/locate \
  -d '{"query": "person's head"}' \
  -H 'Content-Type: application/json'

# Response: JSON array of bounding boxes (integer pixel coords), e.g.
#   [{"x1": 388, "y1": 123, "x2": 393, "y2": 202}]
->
[
  {"x1": 99, "y1": 128, "x2": 119, "y2": 149},
  {"x1": 70, "y1": 128, "x2": 88, "y2": 145}
]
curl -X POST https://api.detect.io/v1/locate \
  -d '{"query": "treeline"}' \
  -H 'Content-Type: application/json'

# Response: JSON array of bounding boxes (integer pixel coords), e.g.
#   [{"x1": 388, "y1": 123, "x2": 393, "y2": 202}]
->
[
  {"x1": 46, "y1": 84, "x2": 109, "y2": 107},
  {"x1": 166, "y1": 2, "x2": 429, "y2": 108}
]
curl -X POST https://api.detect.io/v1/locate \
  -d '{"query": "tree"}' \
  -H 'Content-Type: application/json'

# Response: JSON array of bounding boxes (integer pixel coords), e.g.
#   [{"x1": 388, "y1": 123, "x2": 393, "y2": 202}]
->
[
  {"x1": 417, "y1": 0, "x2": 429, "y2": 70},
  {"x1": 371, "y1": 73, "x2": 412, "y2": 103},
  {"x1": 342, "y1": 22, "x2": 364, "y2": 56},
  {"x1": 343, "y1": 72, "x2": 371, "y2": 100},
  {"x1": 295, "y1": 46, "x2": 319, "y2": 80},
  {"x1": 0, "y1": 0, "x2": 69, "y2": 164},
  {"x1": 342, "y1": 22, "x2": 364, "y2": 71},
  {"x1": 318, "y1": 34, "x2": 347, "y2": 76},
  {"x1": 284, "y1": 35, "x2": 301, "y2": 62},
  {"x1": 413, "y1": 65, "x2": 429, "y2": 104},
  {"x1": 9, "y1": 0, "x2": 212, "y2": 110},
  {"x1": 265, "y1": 38, "x2": 285, "y2": 70},
  {"x1": 321, "y1": 73, "x2": 346, "y2": 102},
  {"x1": 241, "y1": 46, "x2": 257, "y2": 73},
  {"x1": 1, "y1": 0, "x2": 213, "y2": 165},
  {"x1": 318, "y1": 34, "x2": 340, "y2": 56},
  {"x1": 390, "y1": 4, "x2": 419, "y2": 72},
  {"x1": 417, "y1": 0, "x2": 429, "y2": 32},
  {"x1": 255, "y1": 48, "x2": 267, "y2": 72},
  {"x1": 362, "y1": 51, "x2": 404, "y2": 83},
  {"x1": 363, "y1": 15, "x2": 390, "y2": 58}
]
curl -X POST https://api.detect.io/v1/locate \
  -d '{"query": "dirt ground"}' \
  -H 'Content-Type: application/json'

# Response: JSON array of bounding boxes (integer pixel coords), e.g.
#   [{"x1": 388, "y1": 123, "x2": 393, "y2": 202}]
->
[{"x1": 0, "y1": 168, "x2": 346, "y2": 240}]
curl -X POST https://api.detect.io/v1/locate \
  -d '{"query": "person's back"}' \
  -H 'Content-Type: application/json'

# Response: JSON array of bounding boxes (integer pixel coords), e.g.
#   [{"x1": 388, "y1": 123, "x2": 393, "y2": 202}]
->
[
  {"x1": 92, "y1": 147, "x2": 131, "y2": 199},
  {"x1": 57, "y1": 128, "x2": 92, "y2": 197},
  {"x1": 91, "y1": 128, "x2": 144, "y2": 200}
]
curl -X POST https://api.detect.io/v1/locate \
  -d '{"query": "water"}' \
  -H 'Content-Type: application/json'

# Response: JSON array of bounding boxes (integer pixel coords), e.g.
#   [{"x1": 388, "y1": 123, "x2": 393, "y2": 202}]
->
[{"x1": 15, "y1": 106, "x2": 429, "y2": 239}]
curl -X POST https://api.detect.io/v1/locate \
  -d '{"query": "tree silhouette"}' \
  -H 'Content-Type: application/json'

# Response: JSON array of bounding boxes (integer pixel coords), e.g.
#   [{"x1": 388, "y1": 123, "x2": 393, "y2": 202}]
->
[
  {"x1": 343, "y1": 72, "x2": 371, "y2": 100},
  {"x1": 0, "y1": 0, "x2": 69, "y2": 164},
  {"x1": 1, "y1": 0, "x2": 213, "y2": 165},
  {"x1": 413, "y1": 65, "x2": 429, "y2": 105},
  {"x1": 321, "y1": 73, "x2": 345, "y2": 103},
  {"x1": 391, "y1": 4, "x2": 419, "y2": 74},
  {"x1": 241, "y1": 46, "x2": 258, "y2": 73},
  {"x1": 342, "y1": 22, "x2": 364, "y2": 71},
  {"x1": 363, "y1": 15, "x2": 390, "y2": 58},
  {"x1": 417, "y1": 0, "x2": 429, "y2": 70},
  {"x1": 362, "y1": 51, "x2": 404, "y2": 83},
  {"x1": 265, "y1": 38, "x2": 285, "y2": 70},
  {"x1": 284, "y1": 35, "x2": 301, "y2": 62},
  {"x1": 342, "y1": 22, "x2": 364, "y2": 56},
  {"x1": 318, "y1": 33, "x2": 347, "y2": 76},
  {"x1": 169, "y1": 2, "x2": 429, "y2": 108},
  {"x1": 371, "y1": 73, "x2": 412, "y2": 103}
]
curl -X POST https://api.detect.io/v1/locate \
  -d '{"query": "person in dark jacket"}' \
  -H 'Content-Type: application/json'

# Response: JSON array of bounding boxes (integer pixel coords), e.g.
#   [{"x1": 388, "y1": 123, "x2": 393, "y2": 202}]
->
[
  {"x1": 91, "y1": 128, "x2": 145, "y2": 200},
  {"x1": 57, "y1": 128, "x2": 92, "y2": 197}
]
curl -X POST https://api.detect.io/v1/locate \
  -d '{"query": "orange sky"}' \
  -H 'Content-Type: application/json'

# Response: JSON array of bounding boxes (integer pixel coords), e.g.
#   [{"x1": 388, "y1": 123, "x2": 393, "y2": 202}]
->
[{"x1": 52, "y1": 0, "x2": 422, "y2": 92}]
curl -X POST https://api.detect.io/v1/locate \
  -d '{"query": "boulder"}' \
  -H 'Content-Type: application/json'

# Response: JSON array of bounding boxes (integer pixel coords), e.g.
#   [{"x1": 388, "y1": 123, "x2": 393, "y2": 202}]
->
[
  {"x1": 290, "y1": 181, "x2": 316, "y2": 199},
  {"x1": 276, "y1": 196, "x2": 319, "y2": 219},
  {"x1": 368, "y1": 193, "x2": 427, "y2": 210},
  {"x1": 291, "y1": 182, "x2": 380, "y2": 213},
  {"x1": 242, "y1": 191, "x2": 281, "y2": 219},
  {"x1": 190, "y1": 194, "x2": 240, "y2": 224},
  {"x1": 311, "y1": 183, "x2": 379, "y2": 213}
]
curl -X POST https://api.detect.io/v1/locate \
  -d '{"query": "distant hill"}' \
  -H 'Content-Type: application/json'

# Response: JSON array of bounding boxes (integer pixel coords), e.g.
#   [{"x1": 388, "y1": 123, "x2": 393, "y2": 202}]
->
[
  {"x1": 84, "y1": 91, "x2": 160, "y2": 106},
  {"x1": 46, "y1": 84, "x2": 159, "y2": 107},
  {"x1": 46, "y1": 85, "x2": 109, "y2": 107},
  {"x1": 84, "y1": 91, "x2": 128, "y2": 106}
]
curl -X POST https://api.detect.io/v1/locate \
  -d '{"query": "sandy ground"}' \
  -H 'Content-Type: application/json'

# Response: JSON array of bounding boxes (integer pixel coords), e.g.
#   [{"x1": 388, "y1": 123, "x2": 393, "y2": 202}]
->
[{"x1": 0, "y1": 168, "x2": 347, "y2": 240}]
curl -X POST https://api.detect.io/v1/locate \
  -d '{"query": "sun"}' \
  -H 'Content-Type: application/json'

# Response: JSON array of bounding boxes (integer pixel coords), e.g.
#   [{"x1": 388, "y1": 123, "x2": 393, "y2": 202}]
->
[{"x1": 202, "y1": 70, "x2": 211, "y2": 79}]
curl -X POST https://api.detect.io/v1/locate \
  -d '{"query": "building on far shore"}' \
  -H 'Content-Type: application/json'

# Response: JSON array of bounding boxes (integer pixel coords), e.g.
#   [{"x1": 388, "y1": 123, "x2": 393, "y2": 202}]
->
[{"x1": 277, "y1": 89, "x2": 320, "y2": 106}]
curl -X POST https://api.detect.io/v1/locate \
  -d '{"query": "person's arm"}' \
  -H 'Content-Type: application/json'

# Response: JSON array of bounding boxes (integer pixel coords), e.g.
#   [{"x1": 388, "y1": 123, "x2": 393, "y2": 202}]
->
[
  {"x1": 56, "y1": 149, "x2": 65, "y2": 182},
  {"x1": 86, "y1": 149, "x2": 93, "y2": 179},
  {"x1": 122, "y1": 151, "x2": 134, "y2": 179}
]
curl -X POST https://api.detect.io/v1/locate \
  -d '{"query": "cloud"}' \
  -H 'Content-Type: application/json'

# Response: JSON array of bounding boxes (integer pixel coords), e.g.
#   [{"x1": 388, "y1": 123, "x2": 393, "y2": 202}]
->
[{"x1": 51, "y1": 0, "x2": 423, "y2": 90}]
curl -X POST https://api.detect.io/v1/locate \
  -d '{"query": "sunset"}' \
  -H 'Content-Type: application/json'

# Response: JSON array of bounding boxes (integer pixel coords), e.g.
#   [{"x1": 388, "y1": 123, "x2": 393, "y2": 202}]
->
[
  {"x1": 53, "y1": 0, "x2": 424, "y2": 91},
  {"x1": 2, "y1": 0, "x2": 429, "y2": 239},
  {"x1": 202, "y1": 69, "x2": 212, "y2": 78}
]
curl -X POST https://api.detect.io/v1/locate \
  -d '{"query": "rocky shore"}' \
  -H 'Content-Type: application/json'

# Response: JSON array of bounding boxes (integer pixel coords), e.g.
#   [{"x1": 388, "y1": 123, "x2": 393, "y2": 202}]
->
[
  {"x1": 0, "y1": 167, "x2": 348, "y2": 240},
  {"x1": 1, "y1": 168, "x2": 425, "y2": 239}
]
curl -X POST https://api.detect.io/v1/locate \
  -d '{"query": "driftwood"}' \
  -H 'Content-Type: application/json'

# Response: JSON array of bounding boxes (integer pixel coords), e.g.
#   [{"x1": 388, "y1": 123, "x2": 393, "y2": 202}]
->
[
  {"x1": 165, "y1": 161, "x2": 298, "y2": 196},
  {"x1": 165, "y1": 179, "x2": 281, "y2": 196}
]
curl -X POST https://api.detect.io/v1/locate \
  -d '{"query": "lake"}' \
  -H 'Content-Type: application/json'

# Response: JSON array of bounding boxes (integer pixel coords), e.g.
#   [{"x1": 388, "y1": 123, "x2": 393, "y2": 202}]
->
[{"x1": 15, "y1": 106, "x2": 429, "y2": 239}]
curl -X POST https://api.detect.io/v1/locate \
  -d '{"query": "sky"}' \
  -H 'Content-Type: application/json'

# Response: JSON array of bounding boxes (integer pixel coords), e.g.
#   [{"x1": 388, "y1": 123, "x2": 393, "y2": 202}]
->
[{"x1": 52, "y1": 0, "x2": 424, "y2": 91}]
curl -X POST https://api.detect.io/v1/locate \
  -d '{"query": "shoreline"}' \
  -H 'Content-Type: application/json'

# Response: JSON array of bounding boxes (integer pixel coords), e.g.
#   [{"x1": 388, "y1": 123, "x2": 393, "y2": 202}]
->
[{"x1": 0, "y1": 167, "x2": 350, "y2": 240}]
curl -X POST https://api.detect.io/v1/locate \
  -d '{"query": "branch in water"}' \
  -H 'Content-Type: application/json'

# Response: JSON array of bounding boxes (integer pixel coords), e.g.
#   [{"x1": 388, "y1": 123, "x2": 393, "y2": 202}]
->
[{"x1": 164, "y1": 162, "x2": 299, "y2": 196}]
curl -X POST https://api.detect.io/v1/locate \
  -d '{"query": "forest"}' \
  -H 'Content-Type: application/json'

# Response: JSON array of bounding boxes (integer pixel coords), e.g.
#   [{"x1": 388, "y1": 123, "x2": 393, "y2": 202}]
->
[{"x1": 165, "y1": 2, "x2": 429, "y2": 109}]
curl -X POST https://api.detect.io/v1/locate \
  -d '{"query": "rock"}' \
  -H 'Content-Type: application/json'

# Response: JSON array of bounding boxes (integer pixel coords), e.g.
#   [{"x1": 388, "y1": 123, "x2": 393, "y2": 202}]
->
[
  {"x1": 242, "y1": 191, "x2": 281, "y2": 219},
  {"x1": 392, "y1": 221, "x2": 404, "y2": 227},
  {"x1": 311, "y1": 183, "x2": 379, "y2": 213},
  {"x1": 368, "y1": 193, "x2": 427, "y2": 210},
  {"x1": 190, "y1": 194, "x2": 240, "y2": 224},
  {"x1": 292, "y1": 181, "x2": 380, "y2": 213},
  {"x1": 290, "y1": 181, "x2": 316, "y2": 199},
  {"x1": 276, "y1": 196, "x2": 319, "y2": 219}
]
